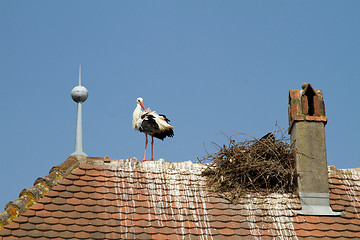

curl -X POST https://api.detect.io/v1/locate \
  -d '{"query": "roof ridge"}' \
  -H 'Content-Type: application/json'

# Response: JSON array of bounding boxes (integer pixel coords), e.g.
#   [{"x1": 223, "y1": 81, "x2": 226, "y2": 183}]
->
[
  {"x1": 328, "y1": 165, "x2": 360, "y2": 176},
  {"x1": 0, "y1": 155, "x2": 83, "y2": 229},
  {"x1": 106, "y1": 158, "x2": 205, "y2": 174}
]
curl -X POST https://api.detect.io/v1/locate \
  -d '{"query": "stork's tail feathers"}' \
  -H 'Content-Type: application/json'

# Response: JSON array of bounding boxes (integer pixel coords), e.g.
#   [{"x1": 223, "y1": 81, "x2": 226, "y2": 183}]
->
[{"x1": 154, "y1": 128, "x2": 174, "y2": 140}]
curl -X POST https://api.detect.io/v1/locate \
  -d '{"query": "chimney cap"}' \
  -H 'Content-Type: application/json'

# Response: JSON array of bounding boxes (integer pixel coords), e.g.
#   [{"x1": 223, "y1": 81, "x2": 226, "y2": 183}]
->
[
  {"x1": 301, "y1": 82, "x2": 310, "y2": 89},
  {"x1": 288, "y1": 83, "x2": 327, "y2": 132}
]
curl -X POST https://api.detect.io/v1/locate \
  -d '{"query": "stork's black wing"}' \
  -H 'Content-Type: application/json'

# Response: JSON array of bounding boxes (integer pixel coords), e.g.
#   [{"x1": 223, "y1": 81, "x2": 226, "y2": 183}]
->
[{"x1": 139, "y1": 113, "x2": 159, "y2": 133}]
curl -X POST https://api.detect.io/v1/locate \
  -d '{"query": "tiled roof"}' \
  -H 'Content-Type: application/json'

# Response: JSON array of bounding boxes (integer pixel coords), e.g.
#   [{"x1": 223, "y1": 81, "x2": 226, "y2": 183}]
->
[{"x1": 1, "y1": 156, "x2": 360, "y2": 239}]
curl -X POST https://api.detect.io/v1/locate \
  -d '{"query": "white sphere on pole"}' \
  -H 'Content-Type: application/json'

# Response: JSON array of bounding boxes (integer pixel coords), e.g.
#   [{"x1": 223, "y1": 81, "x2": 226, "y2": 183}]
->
[{"x1": 71, "y1": 86, "x2": 88, "y2": 103}]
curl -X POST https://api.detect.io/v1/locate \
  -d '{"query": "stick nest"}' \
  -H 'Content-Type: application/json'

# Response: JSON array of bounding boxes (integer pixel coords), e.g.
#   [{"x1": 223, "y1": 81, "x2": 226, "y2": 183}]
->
[{"x1": 199, "y1": 132, "x2": 297, "y2": 203}]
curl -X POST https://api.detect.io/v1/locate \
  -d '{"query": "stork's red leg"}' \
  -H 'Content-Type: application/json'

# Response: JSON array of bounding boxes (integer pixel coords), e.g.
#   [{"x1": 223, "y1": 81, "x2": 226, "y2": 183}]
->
[
  {"x1": 142, "y1": 134, "x2": 148, "y2": 161},
  {"x1": 150, "y1": 135, "x2": 154, "y2": 161}
]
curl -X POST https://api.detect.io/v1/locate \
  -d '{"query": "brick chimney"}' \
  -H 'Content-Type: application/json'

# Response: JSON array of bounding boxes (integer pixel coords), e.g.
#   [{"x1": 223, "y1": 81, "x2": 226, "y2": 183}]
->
[{"x1": 288, "y1": 83, "x2": 343, "y2": 216}]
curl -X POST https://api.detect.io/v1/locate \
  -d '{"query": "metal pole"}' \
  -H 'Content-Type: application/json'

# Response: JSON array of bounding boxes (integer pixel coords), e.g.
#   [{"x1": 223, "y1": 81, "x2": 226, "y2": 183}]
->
[
  {"x1": 72, "y1": 102, "x2": 87, "y2": 156},
  {"x1": 70, "y1": 65, "x2": 88, "y2": 156}
]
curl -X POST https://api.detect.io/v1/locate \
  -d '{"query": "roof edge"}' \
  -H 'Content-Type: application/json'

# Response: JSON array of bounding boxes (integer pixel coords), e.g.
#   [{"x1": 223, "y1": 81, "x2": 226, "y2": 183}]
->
[
  {"x1": 329, "y1": 165, "x2": 360, "y2": 175},
  {"x1": 0, "y1": 155, "x2": 84, "y2": 230}
]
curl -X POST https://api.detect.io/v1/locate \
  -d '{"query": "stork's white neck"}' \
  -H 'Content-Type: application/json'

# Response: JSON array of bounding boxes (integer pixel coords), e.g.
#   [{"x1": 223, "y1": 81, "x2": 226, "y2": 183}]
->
[{"x1": 132, "y1": 104, "x2": 143, "y2": 129}]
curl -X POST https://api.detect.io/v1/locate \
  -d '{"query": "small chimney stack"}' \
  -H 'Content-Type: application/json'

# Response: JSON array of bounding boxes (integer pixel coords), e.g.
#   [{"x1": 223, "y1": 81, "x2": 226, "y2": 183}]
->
[{"x1": 289, "y1": 83, "x2": 342, "y2": 216}]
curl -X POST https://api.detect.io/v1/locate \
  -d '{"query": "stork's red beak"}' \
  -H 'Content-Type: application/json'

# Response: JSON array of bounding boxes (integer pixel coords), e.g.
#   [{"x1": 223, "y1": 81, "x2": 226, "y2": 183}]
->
[{"x1": 140, "y1": 102, "x2": 146, "y2": 111}]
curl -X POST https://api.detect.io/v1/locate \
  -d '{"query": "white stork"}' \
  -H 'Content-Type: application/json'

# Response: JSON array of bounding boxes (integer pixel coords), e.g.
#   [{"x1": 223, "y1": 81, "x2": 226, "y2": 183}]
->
[{"x1": 132, "y1": 97, "x2": 174, "y2": 161}]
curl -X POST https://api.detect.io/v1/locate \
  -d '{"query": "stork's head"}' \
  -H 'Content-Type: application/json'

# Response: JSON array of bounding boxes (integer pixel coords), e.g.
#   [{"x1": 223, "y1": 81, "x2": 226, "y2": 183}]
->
[
  {"x1": 136, "y1": 97, "x2": 143, "y2": 103},
  {"x1": 136, "y1": 97, "x2": 146, "y2": 111}
]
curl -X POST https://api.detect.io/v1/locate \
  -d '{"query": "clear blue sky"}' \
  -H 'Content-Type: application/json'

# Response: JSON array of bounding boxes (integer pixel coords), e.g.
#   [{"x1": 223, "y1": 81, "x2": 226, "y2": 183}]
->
[{"x1": 0, "y1": 1, "x2": 359, "y2": 210}]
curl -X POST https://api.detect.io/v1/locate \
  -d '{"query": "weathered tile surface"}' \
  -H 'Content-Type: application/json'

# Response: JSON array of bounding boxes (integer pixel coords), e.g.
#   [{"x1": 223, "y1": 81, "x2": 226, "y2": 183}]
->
[{"x1": 1, "y1": 157, "x2": 360, "y2": 239}]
